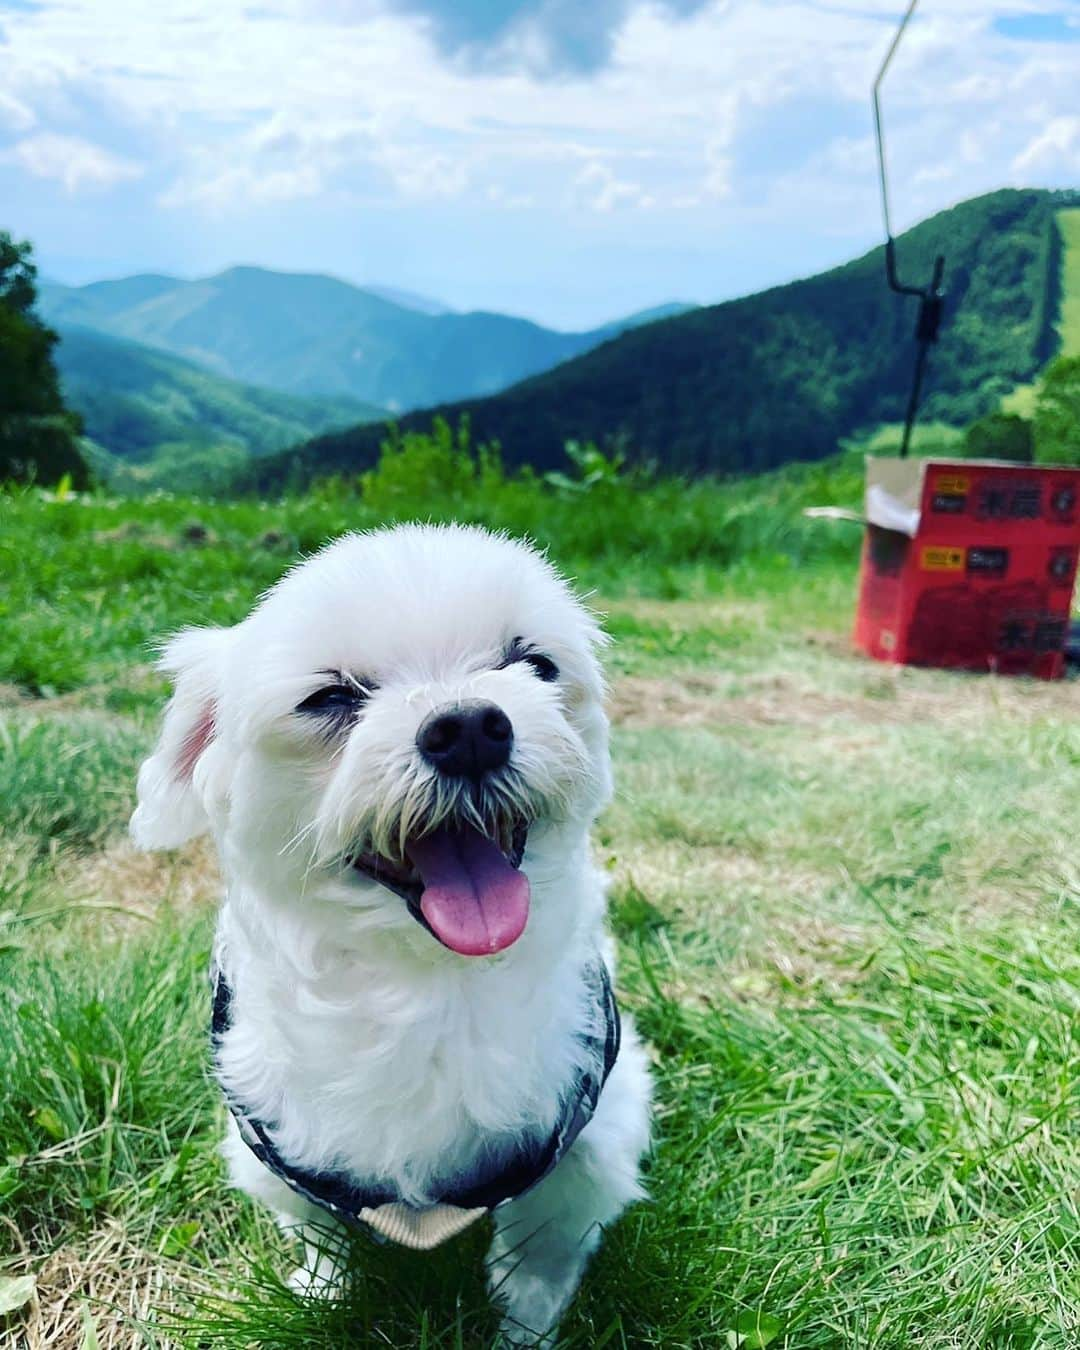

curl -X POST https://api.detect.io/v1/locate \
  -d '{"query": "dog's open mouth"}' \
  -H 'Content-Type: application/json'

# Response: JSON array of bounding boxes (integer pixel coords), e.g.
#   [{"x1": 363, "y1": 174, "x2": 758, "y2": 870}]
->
[{"x1": 350, "y1": 820, "x2": 529, "y2": 957}]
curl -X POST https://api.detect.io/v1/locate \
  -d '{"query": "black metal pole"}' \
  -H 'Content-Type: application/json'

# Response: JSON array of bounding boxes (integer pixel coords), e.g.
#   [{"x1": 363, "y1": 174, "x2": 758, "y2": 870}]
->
[
  {"x1": 900, "y1": 254, "x2": 945, "y2": 457},
  {"x1": 900, "y1": 338, "x2": 929, "y2": 458}
]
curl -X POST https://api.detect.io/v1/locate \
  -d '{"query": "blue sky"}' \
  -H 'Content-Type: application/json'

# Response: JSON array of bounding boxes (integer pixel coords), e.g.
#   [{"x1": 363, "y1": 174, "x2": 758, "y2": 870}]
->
[{"x1": 1, "y1": 0, "x2": 1078, "y2": 328}]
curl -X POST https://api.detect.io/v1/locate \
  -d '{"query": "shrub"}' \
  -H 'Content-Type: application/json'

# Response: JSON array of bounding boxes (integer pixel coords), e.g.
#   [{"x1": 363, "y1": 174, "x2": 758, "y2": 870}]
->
[
  {"x1": 360, "y1": 416, "x2": 494, "y2": 514},
  {"x1": 963, "y1": 411, "x2": 1034, "y2": 462},
  {"x1": 1034, "y1": 355, "x2": 1080, "y2": 464}
]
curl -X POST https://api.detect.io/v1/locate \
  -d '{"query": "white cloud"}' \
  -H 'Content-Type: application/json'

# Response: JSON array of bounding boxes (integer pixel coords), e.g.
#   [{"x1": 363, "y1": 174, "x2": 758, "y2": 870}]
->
[
  {"x1": 1013, "y1": 116, "x2": 1080, "y2": 175},
  {"x1": 703, "y1": 140, "x2": 732, "y2": 200},
  {"x1": 486, "y1": 184, "x2": 535, "y2": 208},
  {"x1": 373, "y1": 141, "x2": 474, "y2": 200},
  {"x1": 6, "y1": 0, "x2": 1079, "y2": 225},
  {"x1": 0, "y1": 89, "x2": 36, "y2": 133},
  {"x1": 159, "y1": 161, "x2": 324, "y2": 210},
  {"x1": 574, "y1": 159, "x2": 644, "y2": 211},
  {"x1": 9, "y1": 132, "x2": 142, "y2": 192}
]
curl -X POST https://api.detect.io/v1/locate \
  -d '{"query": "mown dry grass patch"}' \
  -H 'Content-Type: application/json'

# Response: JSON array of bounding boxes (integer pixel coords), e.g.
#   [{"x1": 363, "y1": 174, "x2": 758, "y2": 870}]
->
[
  {"x1": 607, "y1": 661, "x2": 1080, "y2": 1018},
  {"x1": 607, "y1": 839, "x2": 869, "y2": 1004},
  {"x1": 0, "y1": 663, "x2": 166, "y2": 719},
  {"x1": 52, "y1": 836, "x2": 222, "y2": 937},
  {"x1": 2, "y1": 1217, "x2": 209, "y2": 1350},
  {"x1": 610, "y1": 663, "x2": 1080, "y2": 734},
  {"x1": 602, "y1": 596, "x2": 774, "y2": 630}
]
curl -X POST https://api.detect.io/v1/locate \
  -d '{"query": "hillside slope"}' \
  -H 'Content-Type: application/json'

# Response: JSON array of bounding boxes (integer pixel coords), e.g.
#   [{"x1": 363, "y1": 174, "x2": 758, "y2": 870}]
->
[
  {"x1": 39, "y1": 269, "x2": 695, "y2": 413},
  {"x1": 53, "y1": 326, "x2": 382, "y2": 461},
  {"x1": 249, "y1": 189, "x2": 1075, "y2": 492}
]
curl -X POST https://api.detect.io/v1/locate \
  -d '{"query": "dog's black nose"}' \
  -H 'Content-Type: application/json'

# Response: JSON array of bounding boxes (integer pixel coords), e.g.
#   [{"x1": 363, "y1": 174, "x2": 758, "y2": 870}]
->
[{"x1": 416, "y1": 701, "x2": 513, "y2": 778}]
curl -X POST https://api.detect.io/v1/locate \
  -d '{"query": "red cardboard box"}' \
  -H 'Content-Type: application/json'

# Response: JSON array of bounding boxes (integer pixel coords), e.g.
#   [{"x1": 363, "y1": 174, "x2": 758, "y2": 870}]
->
[{"x1": 847, "y1": 458, "x2": 1080, "y2": 679}]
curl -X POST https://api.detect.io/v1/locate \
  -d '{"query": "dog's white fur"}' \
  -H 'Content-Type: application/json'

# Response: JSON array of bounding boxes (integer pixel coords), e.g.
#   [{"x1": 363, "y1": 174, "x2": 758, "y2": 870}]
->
[{"x1": 131, "y1": 524, "x2": 651, "y2": 1343}]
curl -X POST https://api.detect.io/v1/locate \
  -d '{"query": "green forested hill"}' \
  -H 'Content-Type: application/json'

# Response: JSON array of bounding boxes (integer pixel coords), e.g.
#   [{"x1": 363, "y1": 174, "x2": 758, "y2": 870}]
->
[
  {"x1": 53, "y1": 326, "x2": 383, "y2": 462},
  {"x1": 246, "y1": 189, "x2": 1075, "y2": 492}
]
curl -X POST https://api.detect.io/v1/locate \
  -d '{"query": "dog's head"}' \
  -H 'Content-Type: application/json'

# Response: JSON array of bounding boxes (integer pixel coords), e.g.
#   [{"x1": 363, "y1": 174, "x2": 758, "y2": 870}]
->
[{"x1": 131, "y1": 525, "x2": 610, "y2": 957}]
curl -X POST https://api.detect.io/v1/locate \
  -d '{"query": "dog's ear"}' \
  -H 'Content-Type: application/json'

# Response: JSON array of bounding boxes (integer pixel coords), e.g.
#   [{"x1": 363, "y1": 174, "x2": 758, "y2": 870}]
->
[{"x1": 130, "y1": 626, "x2": 233, "y2": 850}]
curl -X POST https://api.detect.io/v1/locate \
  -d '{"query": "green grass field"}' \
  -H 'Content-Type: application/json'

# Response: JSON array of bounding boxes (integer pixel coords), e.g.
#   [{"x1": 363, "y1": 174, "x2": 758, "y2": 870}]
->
[
  {"x1": 4, "y1": 462, "x2": 1080, "y2": 1348},
  {"x1": 1058, "y1": 210, "x2": 1080, "y2": 360}
]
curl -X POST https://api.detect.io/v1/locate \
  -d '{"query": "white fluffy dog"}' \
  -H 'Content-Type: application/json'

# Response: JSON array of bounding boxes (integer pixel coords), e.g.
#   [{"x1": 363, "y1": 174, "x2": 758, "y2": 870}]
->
[{"x1": 131, "y1": 524, "x2": 651, "y2": 1343}]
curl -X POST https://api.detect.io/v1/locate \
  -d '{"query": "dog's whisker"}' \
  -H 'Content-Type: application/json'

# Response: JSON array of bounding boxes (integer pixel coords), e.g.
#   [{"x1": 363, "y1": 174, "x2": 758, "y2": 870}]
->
[{"x1": 279, "y1": 817, "x2": 319, "y2": 859}]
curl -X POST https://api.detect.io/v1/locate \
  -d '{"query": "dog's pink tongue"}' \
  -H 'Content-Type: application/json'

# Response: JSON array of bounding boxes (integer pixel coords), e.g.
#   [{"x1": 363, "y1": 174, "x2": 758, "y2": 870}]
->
[{"x1": 408, "y1": 824, "x2": 529, "y2": 956}]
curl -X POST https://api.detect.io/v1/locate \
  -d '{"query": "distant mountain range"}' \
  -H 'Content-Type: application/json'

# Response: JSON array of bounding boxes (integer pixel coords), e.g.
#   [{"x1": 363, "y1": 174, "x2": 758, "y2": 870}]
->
[
  {"x1": 238, "y1": 188, "x2": 1079, "y2": 494},
  {"x1": 39, "y1": 270, "x2": 697, "y2": 416},
  {"x1": 53, "y1": 325, "x2": 382, "y2": 464},
  {"x1": 360, "y1": 284, "x2": 452, "y2": 316}
]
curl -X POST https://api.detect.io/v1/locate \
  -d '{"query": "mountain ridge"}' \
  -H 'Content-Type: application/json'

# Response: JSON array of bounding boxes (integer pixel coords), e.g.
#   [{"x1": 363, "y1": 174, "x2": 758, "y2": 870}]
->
[{"x1": 38, "y1": 268, "x2": 696, "y2": 414}]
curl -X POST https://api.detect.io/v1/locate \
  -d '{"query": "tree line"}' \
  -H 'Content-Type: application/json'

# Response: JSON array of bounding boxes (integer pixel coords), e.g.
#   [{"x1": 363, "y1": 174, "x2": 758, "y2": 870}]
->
[{"x1": 0, "y1": 232, "x2": 88, "y2": 488}]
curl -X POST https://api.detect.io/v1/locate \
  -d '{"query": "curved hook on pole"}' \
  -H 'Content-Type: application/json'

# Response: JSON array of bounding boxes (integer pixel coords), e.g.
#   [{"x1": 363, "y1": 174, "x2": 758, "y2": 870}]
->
[
  {"x1": 873, "y1": 0, "x2": 921, "y2": 293},
  {"x1": 871, "y1": 0, "x2": 945, "y2": 457}
]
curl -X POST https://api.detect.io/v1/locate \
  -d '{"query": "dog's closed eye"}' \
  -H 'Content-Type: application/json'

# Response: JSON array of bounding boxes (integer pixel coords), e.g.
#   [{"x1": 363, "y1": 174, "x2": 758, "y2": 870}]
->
[
  {"x1": 502, "y1": 638, "x2": 559, "y2": 683},
  {"x1": 296, "y1": 672, "x2": 374, "y2": 721}
]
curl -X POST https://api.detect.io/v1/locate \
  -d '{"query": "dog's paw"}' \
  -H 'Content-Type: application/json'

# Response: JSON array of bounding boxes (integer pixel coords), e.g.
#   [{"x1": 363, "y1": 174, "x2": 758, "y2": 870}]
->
[
  {"x1": 496, "y1": 1312, "x2": 556, "y2": 1348},
  {"x1": 287, "y1": 1262, "x2": 346, "y2": 1302},
  {"x1": 490, "y1": 1266, "x2": 569, "y2": 1347}
]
